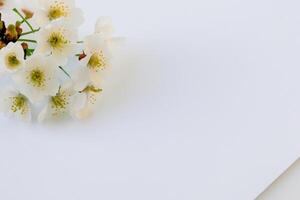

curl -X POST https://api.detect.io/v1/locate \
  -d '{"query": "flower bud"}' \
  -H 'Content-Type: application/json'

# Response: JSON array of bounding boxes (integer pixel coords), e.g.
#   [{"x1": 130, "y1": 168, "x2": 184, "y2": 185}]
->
[
  {"x1": 79, "y1": 52, "x2": 87, "y2": 60},
  {"x1": 5, "y1": 24, "x2": 19, "y2": 42},
  {"x1": 15, "y1": 21, "x2": 23, "y2": 36},
  {"x1": 22, "y1": 9, "x2": 34, "y2": 19}
]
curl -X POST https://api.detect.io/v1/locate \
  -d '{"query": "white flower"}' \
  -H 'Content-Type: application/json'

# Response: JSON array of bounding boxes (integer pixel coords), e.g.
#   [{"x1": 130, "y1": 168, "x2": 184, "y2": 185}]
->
[
  {"x1": 94, "y1": 17, "x2": 115, "y2": 38},
  {"x1": 36, "y1": 21, "x2": 78, "y2": 64},
  {"x1": 38, "y1": 82, "x2": 75, "y2": 122},
  {"x1": 80, "y1": 34, "x2": 111, "y2": 85},
  {"x1": 0, "y1": 87, "x2": 31, "y2": 122},
  {"x1": 70, "y1": 67, "x2": 102, "y2": 119},
  {"x1": 94, "y1": 17, "x2": 125, "y2": 52},
  {"x1": 35, "y1": 0, "x2": 84, "y2": 27},
  {"x1": 71, "y1": 85, "x2": 102, "y2": 120},
  {"x1": 0, "y1": 43, "x2": 25, "y2": 75},
  {"x1": 13, "y1": 54, "x2": 60, "y2": 104}
]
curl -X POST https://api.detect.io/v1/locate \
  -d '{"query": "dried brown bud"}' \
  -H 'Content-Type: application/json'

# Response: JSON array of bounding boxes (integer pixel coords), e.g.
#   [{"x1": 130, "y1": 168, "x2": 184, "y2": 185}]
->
[
  {"x1": 21, "y1": 42, "x2": 29, "y2": 50},
  {"x1": 79, "y1": 52, "x2": 87, "y2": 60},
  {"x1": 22, "y1": 8, "x2": 34, "y2": 19},
  {"x1": 15, "y1": 21, "x2": 23, "y2": 36},
  {"x1": 5, "y1": 24, "x2": 18, "y2": 42}
]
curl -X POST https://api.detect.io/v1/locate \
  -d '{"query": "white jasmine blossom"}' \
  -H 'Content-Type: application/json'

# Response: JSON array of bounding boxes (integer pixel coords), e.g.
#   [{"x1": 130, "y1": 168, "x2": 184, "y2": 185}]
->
[
  {"x1": 13, "y1": 54, "x2": 60, "y2": 103},
  {"x1": 0, "y1": 1, "x2": 122, "y2": 123},
  {"x1": 80, "y1": 34, "x2": 111, "y2": 85},
  {"x1": 70, "y1": 67, "x2": 102, "y2": 119},
  {"x1": 0, "y1": 87, "x2": 31, "y2": 122},
  {"x1": 36, "y1": 21, "x2": 77, "y2": 64},
  {"x1": 38, "y1": 82, "x2": 75, "y2": 122},
  {"x1": 95, "y1": 17, "x2": 115, "y2": 38},
  {"x1": 94, "y1": 17, "x2": 124, "y2": 52},
  {"x1": 0, "y1": 43, "x2": 25, "y2": 74},
  {"x1": 71, "y1": 85, "x2": 102, "y2": 120},
  {"x1": 35, "y1": 0, "x2": 84, "y2": 27}
]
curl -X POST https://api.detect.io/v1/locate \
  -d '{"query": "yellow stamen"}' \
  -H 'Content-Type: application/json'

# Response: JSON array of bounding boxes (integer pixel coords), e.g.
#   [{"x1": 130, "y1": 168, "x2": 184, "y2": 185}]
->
[
  {"x1": 5, "y1": 53, "x2": 20, "y2": 69},
  {"x1": 51, "y1": 90, "x2": 70, "y2": 112},
  {"x1": 48, "y1": 31, "x2": 69, "y2": 50},
  {"x1": 48, "y1": 1, "x2": 69, "y2": 20},
  {"x1": 27, "y1": 69, "x2": 46, "y2": 88},
  {"x1": 10, "y1": 94, "x2": 28, "y2": 115},
  {"x1": 81, "y1": 85, "x2": 102, "y2": 94},
  {"x1": 87, "y1": 51, "x2": 106, "y2": 71},
  {"x1": 81, "y1": 85, "x2": 102, "y2": 105}
]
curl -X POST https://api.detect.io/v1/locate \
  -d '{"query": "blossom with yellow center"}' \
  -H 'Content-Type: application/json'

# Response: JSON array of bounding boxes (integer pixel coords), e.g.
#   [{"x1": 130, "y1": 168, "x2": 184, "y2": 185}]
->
[
  {"x1": 38, "y1": 83, "x2": 75, "y2": 122},
  {"x1": 71, "y1": 84, "x2": 102, "y2": 120},
  {"x1": 13, "y1": 55, "x2": 60, "y2": 103},
  {"x1": 36, "y1": 22, "x2": 77, "y2": 65},
  {"x1": 27, "y1": 68, "x2": 46, "y2": 88},
  {"x1": 71, "y1": 67, "x2": 103, "y2": 119},
  {"x1": 0, "y1": 43, "x2": 24, "y2": 74},
  {"x1": 35, "y1": 0, "x2": 84, "y2": 27},
  {"x1": 80, "y1": 34, "x2": 111, "y2": 85},
  {"x1": 0, "y1": 88, "x2": 31, "y2": 122}
]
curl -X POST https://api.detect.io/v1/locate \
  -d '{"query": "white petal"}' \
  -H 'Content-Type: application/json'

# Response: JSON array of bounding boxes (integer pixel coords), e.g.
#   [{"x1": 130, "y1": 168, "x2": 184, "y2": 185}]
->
[
  {"x1": 72, "y1": 66, "x2": 90, "y2": 91},
  {"x1": 89, "y1": 71, "x2": 102, "y2": 86},
  {"x1": 106, "y1": 37, "x2": 125, "y2": 52},
  {"x1": 70, "y1": 7, "x2": 84, "y2": 26},
  {"x1": 38, "y1": 104, "x2": 49, "y2": 123},
  {"x1": 19, "y1": 107, "x2": 32, "y2": 122},
  {"x1": 34, "y1": 9, "x2": 50, "y2": 27},
  {"x1": 95, "y1": 16, "x2": 115, "y2": 38},
  {"x1": 71, "y1": 93, "x2": 90, "y2": 119},
  {"x1": 84, "y1": 34, "x2": 110, "y2": 54}
]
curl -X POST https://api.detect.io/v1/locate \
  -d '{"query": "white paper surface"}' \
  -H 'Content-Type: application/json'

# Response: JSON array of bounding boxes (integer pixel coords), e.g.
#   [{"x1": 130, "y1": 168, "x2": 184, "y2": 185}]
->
[
  {"x1": 1, "y1": 0, "x2": 300, "y2": 199},
  {"x1": 257, "y1": 158, "x2": 300, "y2": 199}
]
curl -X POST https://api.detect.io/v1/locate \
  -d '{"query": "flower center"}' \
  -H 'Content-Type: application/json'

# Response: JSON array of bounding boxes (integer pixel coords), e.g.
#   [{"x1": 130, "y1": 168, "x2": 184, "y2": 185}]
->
[
  {"x1": 48, "y1": 32, "x2": 68, "y2": 50},
  {"x1": 28, "y1": 69, "x2": 46, "y2": 88},
  {"x1": 5, "y1": 53, "x2": 20, "y2": 69},
  {"x1": 51, "y1": 90, "x2": 69, "y2": 112},
  {"x1": 80, "y1": 85, "x2": 102, "y2": 105},
  {"x1": 48, "y1": 2, "x2": 68, "y2": 20},
  {"x1": 87, "y1": 52, "x2": 106, "y2": 70},
  {"x1": 10, "y1": 94, "x2": 28, "y2": 114}
]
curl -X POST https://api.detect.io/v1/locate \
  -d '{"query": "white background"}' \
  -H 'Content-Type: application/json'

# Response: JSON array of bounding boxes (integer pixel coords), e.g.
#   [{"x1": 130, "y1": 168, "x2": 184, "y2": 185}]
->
[{"x1": 1, "y1": 0, "x2": 300, "y2": 199}]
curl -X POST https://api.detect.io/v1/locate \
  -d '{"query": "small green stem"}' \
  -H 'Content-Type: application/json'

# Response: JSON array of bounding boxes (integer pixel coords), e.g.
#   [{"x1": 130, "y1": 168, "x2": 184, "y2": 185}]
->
[
  {"x1": 77, "y1": 41, "x2": 84, "y2": 44},
  {"x1": 17, "y1": 39, "x2": 37, "y2": 43},
  {"x1": 21, "y1": 28, "x2": 40, "y2": 36},
  {"x1": 13, "y1": 8, "x2": 34, "y2": 31},
  {"x1": 58, "y1": 66, "x2": 71, "y2": 78}
]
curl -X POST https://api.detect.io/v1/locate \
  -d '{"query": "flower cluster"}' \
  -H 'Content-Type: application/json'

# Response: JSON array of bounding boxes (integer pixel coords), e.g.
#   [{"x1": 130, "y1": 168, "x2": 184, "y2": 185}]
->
[{"x1": 0, "y1": 0, "x2": 122, "y2": 122}]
